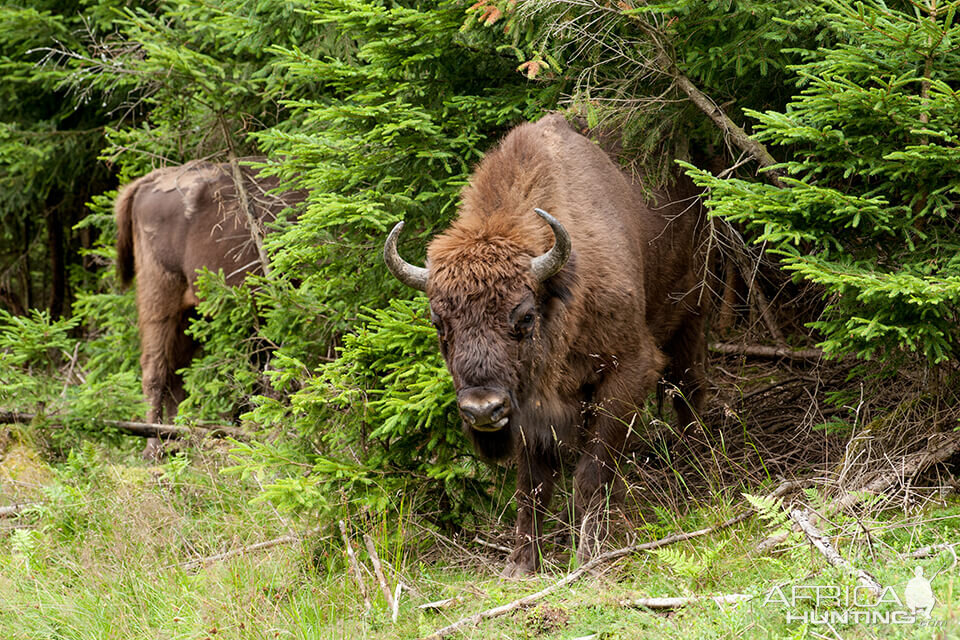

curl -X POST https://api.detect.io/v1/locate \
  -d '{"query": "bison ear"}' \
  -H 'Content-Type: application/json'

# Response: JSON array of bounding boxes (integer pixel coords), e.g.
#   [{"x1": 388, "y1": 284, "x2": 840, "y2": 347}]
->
[{"x1": 540, "y1": 250, "x2": 578, "y2": 307}]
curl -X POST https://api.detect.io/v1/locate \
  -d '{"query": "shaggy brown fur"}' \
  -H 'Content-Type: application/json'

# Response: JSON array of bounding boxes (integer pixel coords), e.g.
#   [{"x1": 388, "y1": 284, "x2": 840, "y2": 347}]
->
[
  {"x1": 404, "y1": 114, "x2": 707, "y2": 577},
  {"x1": 115, "y1": 160, "x2": 303, "y2": 435}
]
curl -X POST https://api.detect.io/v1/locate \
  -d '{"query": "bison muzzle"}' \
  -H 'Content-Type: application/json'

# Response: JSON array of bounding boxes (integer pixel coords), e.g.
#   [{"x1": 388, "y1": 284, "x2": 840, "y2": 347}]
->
[{"x1": 384, "y1": 114, "x2": 707, "y2": 577}]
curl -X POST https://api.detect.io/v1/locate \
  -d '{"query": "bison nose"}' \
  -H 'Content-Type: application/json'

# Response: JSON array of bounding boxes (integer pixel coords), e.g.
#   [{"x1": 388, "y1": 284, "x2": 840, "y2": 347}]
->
[{"x1": 458, "y1": 387, "x2": 511, "y2": 431}]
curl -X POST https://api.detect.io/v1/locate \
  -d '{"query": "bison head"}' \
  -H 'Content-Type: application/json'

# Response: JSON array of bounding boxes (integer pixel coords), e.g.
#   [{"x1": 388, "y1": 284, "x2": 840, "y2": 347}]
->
[{"x1": 384, "y1": 209, "x2": 572, "y2": 461}]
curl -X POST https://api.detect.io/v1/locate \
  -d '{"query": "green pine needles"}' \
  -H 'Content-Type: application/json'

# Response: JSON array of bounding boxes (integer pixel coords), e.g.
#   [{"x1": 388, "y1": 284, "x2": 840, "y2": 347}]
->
[{"x1": 686, "y1": 0, "x2": 960, "y2": 364}]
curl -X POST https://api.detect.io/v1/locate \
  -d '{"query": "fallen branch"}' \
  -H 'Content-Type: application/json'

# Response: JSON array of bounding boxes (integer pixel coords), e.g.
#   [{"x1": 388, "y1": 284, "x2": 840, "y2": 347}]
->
[
  {"x1": 340, "y1": 520, "x2": 371, "y2": 611},
  {"x1": 0, "y1": 504, "x2": 33, "y2": 518},
  {"x1": 709, "y1": 342, "x2": 825, "y2": 361},
  {"x1": 834, "y1": 431, "x2": 960, "y2": 512},
  {"x1": 364, "y1": 533, "x2": 397, "y2": 614},
  {"x1": 472, "y1": 536, "x2": 512, "y2": 554},
  {"x1": 790, "y1": 508, "x2": 883, "y2": 598},
  {"x1": 179, "y1": 526, "x2": 319, "y2": 571},
  {"x1": 418, "y1": 596, "x2": 463, "y2": 612},
  {"x1": 0, "y1": 410, "x2": 247, "y2": 441},
  {"x1": 900, "y1": 542, "x2": 958, "y2": 560},
  {"x1": 622, "y1": 593, "x2": 752, "y2": 609},
  {"x1": 421, "y1": 511, "x2": 752, "y2": 639}
]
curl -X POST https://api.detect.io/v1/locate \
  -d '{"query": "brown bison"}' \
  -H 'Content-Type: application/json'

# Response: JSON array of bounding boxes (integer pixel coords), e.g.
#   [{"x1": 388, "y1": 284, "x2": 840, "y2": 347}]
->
[
  {"x1": 115, "y1": 160, "x2": 302, "y2": 446},
  {"x1": 384, "y1": 114, "x2": 707, "y2": 577}
]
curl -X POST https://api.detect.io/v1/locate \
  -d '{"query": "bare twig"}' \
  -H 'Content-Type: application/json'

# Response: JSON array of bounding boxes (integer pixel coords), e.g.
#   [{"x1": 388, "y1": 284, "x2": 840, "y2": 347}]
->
[
  {"x1": 621, "y1": 593, "x2": 752, "y2": 609},
  {"x1": 179, "y1": 527, "x2": 319, "y2": 571},
  {"x1": 722, "y1": 238, "x2": 787, "y2": 344},
  {"x1": 739, "y1": 376, "x2": 816, "y2": 402},
  {"x1": 340, "y1": 520, "x2": 371, "y2": 611},
  {"x1": 59, "y1": 342, "x2": 83, "y2": 397},
  {"x1": 363, "y1": 533, "x2": 396, "y2": 613},
  {"x1": 790, "y1": 509, "x2": 883, "y2": 598},
  {"x1": 710, "y1": 342, "x2": 825, "y2": 361},
  {"x1": 218, "y1": 116, "x2": 271, "y2": 278},
  {"x1": 228, "y1": 154, "x2": 271, "y2": 276}
]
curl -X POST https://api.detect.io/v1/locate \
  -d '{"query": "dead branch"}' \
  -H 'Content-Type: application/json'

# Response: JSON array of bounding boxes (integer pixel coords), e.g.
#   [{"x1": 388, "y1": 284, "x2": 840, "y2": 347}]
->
[
  {"x1": 226, "y1": 152, "x2": 272, "y2": 277},
  {"x1": 0, "y1": 504, "x2": 34, "y2": 519},
  {"x1": 834, "y1": 431, "x2": 960, "y2": 512},
  {"x1": 715, "y1": 259, "x2": 739, "y2": 332},
  {"x1": 421, "y1": 511, "x2": 752, "y2": 639},
  {"x1": 714, "y1": 223, "x2": 787, "y2": 344},
  {"x1": 472, "y1": 536, "x2": 513, "y2": 554},
  {"x1": 615, "y1": 12, "x2": 786, "y2": 188},
  {"x1": 418, "y1": 596, "x2": 463, "y2": 611},
  {"x1": 790, "y1": 508, "x2": 883, "y2": 598},
  {"x1": 740, "y1": 376, "x2": 816, "y2": 402},
  {"x1": 0, "y1": 410, "x2": 247, "y2": 441},
  {"x1": 900, "y1": 542, "x2": 958, "y2": 560},
  {"x1": 709, "y1": 342, "x2": 825, "y2": 361},
  {"x1": 179, "y1": 526, "x2": 319, "y2": 571},
  {"x1": 621, "y1": 593, "x2": 752, "y2": 609},
  {"x1": 668, "y1": 69, "x2": 786, "y2": 187},
  {"x1": 340, "y1": 520, "x2": 371, "y2": 611},
  {"x1": 363, "y1": 533, "x2": 396, "y2": 613}
]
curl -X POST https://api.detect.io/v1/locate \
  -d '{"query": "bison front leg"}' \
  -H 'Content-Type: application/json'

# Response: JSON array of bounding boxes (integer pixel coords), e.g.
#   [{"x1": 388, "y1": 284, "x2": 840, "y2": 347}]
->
[
  {"x1": 571, "y1": 418, "x2": 629, "y2": 565},
  {"x1": 573, "y1": 354, "x2": 664, "y2": 565},
  {"x1": 502, "y1": 446, "x2": 557, "y2": 578}
]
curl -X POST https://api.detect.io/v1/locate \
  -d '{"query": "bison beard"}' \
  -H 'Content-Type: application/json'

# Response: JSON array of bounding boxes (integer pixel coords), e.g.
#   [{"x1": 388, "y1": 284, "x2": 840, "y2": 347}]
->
[
  {"x1": 115, "y1": 160, "x2": 303, "y2": 457},
  {"x1": 385, "y1": 113, "x2": 707, "y2": 577}
]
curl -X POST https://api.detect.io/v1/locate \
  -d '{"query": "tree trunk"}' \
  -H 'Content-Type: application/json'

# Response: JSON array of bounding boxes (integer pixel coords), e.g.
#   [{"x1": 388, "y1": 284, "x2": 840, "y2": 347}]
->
[{"x1": 46, "y1": 205, "x2": 66, "y2": 318}]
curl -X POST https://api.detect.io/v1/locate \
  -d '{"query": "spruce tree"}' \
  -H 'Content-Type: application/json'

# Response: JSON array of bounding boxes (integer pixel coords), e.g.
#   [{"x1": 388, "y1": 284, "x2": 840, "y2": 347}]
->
[{"x1": 685, "y1": 0, "x2": 960, "y2": 364}]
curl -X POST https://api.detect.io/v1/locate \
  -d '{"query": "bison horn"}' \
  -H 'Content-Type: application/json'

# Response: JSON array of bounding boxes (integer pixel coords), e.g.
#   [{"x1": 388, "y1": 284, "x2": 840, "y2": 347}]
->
[
  {"x1": 530, "y1": 208, "x2": 571, "y2": 283},
  {"x1": 384, "y1": 221, "x2": 429, "y2": 291}
]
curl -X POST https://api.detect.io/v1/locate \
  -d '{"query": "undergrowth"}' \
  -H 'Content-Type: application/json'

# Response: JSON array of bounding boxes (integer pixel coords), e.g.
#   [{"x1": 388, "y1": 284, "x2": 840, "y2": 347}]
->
[{"x1": 0, "y1": 435, "x2": 957, "y2": 639}]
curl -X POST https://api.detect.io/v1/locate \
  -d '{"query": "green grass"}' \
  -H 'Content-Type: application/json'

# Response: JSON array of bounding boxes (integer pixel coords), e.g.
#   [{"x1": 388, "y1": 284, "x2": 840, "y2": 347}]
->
[{"x1": 1, "y1": 441, "x2": 958, "y2": 639}]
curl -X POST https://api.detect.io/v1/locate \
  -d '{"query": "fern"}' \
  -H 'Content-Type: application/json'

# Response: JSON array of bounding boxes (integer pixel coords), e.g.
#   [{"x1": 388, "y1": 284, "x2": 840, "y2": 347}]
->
[{"x1": 743, "y1": 492, "x2": 792, "y2": 539}]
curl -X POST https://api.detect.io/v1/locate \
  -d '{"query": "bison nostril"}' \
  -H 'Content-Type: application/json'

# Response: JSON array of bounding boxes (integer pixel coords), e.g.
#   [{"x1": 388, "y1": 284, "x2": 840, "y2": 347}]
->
[{"x1": 458, "y1": 388, "x2": 511, "y2": 429}]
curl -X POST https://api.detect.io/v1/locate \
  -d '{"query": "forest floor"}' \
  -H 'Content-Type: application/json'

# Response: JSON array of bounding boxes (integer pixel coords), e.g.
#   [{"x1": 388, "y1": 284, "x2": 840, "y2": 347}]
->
[{"x1": 1, "y1": 353, "x2": 959, "y2": 639}]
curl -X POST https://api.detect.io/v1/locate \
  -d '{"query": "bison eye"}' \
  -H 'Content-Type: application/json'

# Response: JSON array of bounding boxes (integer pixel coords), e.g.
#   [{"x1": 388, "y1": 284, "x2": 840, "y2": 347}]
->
[{"x1": 513, "y1": 311, "x2": 535, "y2": 339}]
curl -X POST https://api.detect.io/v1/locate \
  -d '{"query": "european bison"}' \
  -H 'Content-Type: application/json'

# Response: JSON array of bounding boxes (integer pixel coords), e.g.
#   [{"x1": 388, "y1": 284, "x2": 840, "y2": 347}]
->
[
  {"x1": 384, "y1": 114, "x2": 707, "y2": 577},
  {"x1": 115, "y1": 160, "x2": 302, "y2": 447}
]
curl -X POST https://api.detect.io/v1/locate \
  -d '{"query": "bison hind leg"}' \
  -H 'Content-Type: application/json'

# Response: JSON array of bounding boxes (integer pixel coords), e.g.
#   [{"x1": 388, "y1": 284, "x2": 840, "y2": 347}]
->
[
  {"x1": 139, "y1": 305, "x2": 198, "y2": 461},
  {"x1": 663, "y1": 315, "x2": 707, "y2": 430}
]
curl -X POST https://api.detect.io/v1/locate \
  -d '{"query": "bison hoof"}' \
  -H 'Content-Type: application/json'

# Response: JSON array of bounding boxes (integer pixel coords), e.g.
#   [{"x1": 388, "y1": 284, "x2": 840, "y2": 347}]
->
[
  {"x1": 501, "y1": 550, "x2": 537, "y2": 579},
  {"x1": 575, "y1": 534, "x2": 599, "y2": 566},
  {"x1": 141, "y1": 437, "x2": 164, "y2": 462}
]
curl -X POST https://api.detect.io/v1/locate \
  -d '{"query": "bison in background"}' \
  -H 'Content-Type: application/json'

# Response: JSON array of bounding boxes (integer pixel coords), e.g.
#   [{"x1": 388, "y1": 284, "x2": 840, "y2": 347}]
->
[
  {"x1": 384, "y1": 113, "x2": 707, "y2": 577},
  {"x1": 115, "y1": 160, "x2": 303, "y2": 454}
]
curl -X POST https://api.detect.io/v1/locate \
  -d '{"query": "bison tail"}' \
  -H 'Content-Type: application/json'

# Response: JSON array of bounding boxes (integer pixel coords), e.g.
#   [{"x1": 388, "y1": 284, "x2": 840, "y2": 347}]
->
[{"x1": 114, "y1": 179, "x2": 140, "y2": 288}]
